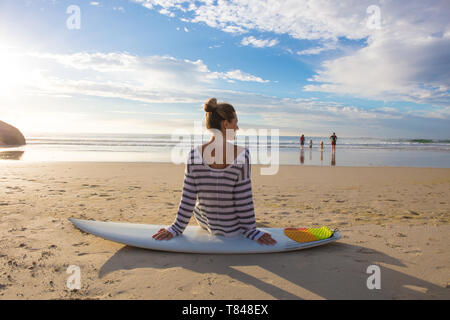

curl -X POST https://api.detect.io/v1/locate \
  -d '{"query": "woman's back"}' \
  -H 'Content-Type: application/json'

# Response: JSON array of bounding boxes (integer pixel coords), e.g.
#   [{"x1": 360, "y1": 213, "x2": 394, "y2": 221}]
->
[
  {"x1": 167, "y1": 145, "x2": 264, "y2": 241},
  {"x1": 201, "y1": 142, "x2": 245, "y2": 169}
]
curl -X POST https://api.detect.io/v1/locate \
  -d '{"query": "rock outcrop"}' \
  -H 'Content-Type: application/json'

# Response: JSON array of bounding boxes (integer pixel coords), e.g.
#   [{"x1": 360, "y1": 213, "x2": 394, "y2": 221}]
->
[{"x1": 0, "y1": 120, "x2": 26, "y2": 146}]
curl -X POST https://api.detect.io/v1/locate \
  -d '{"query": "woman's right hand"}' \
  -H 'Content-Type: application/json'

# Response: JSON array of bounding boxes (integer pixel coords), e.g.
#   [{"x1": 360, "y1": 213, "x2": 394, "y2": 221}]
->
[{"x1": 152, "y1": 228, "x2": 174, "y2": 240}]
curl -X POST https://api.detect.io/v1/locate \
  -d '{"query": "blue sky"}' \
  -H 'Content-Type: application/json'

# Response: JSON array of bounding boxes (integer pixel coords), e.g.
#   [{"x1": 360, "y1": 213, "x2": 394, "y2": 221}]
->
[{"x1": 0, "y1": 0, "x2": 449, "y2": 138}]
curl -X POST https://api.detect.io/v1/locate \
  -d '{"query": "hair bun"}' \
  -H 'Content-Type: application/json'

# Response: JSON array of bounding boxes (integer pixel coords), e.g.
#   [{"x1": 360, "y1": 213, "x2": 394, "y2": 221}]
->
[{"x1": 204, "y1": 97, "x2": 217, "y2": 112}]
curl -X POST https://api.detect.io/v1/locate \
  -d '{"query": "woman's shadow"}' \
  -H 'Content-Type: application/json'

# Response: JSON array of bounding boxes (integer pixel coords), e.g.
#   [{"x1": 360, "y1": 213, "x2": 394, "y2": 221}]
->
[{"x1": 98, "y1": 241, "x2": 448, "y2": 299}]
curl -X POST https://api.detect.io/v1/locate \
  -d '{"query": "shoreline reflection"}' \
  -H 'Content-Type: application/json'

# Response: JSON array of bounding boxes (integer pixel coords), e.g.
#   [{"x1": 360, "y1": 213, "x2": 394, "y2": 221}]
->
[{"x1": 0, "y1": 150, "x2": 25, "y2": 160}]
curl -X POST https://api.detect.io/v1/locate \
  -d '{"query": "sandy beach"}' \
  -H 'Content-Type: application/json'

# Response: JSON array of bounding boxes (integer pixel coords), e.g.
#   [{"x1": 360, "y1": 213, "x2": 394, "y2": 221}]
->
[{"x1": 0, "y1": 162, "x2": 449, "y2": 299}]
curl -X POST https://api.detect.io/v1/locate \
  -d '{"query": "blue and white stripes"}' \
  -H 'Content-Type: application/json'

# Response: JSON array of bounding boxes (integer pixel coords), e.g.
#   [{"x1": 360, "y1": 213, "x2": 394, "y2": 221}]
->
[{"x1": 167, "y1": 146, "x2": 264, "y2": 241}]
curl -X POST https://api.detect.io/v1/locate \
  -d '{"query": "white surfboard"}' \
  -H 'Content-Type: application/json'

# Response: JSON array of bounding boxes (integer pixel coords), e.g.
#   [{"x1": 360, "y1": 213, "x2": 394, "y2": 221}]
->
[{"x1": 69, "y1": 218, "x2": 341, "y2": 254}]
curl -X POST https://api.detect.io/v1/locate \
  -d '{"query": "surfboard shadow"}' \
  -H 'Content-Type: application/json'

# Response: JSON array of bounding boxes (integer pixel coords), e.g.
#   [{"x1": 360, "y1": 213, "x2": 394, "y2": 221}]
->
[{"x1": 98, "y1": 242, "x2": 447, "y2": 299}]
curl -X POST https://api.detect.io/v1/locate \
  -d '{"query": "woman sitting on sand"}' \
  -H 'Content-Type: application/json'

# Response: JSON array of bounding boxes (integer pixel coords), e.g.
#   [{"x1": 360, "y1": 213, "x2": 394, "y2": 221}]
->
[{"x1": 152, "y1": 98, "x2": 277, "y2": 246}]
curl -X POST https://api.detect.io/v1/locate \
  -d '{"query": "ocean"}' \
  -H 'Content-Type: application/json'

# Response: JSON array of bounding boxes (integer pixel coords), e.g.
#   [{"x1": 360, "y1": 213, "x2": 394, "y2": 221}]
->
[{"x1": 1, "y1": 133, "x2": 449, "y2": 168}]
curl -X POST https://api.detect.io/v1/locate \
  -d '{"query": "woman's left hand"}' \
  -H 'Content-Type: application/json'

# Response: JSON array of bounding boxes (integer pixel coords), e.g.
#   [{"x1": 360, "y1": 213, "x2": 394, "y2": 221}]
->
[
  {"x1": 152, "y1": 228, "x2": 174, "y2": 240},
  {"x1": 257, "y1": 232, "x2": 277, "y2": 245}
]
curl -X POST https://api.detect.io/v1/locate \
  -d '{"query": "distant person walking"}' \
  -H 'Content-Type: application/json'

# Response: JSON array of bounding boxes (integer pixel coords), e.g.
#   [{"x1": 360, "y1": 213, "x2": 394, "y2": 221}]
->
[
  {"x1": 300, "y1": 134, "x2": 305, "y2": 149},
  {"x1": 320, "y1": 141, "x2": 324, "y2": 150},
  {"x1": 330, "y1": 132, "x2": 337, "y2": 152}
]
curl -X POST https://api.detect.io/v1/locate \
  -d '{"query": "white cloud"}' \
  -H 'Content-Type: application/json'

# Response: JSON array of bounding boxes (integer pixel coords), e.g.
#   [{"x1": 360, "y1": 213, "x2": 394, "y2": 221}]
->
[
  {"x1": 1, "y1": 49, "x2": 448, "y2": 137},
  {"x1": 159, "y1": 8, "x2": 175, "y2": 17},
  {"x1": 304, "y1": 31, "x2": 450, "y2": 105},
  {"x1": 132, "y1": 0, "x2": 450, "y2": 107},
  {"x1": 113, "y1": 6, "x2": 125, "y2": 12},
  {"x1": 89, "y1": 1, "x2": 100, "y2": 6},
  {"x1": 215, "y1": 69, "x2": 270, "y2": 83},
  {"x1": 133, "y1": 0, "x2": 374, "y2": 40},
  {"x1": 18, "y1": 51, "x2": 271, "y2": 104},
  {"x1": 297, "y1": 41, "x2": 336, "y2": 55},
  {"x1": 241, "y1": 36, "x2": 279, "y2": 48},
  {"x1": 221, "y1": 25, "x2": 247, "y2": 34}
]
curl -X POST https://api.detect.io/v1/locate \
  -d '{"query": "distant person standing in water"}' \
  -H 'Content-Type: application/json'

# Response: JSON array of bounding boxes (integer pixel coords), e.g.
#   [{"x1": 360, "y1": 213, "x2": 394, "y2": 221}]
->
[
  {"x1": 320, "y1": 141, "x2": 324, "y2": 163},
  {"x1": 330, "y1": 132, "x2": 337, "y2": 152},
  {"x1": 309, "y1": 139, "x2": 313, "y2": 149},
  {"x1": 300, "y1": 134, "x2": 305, "y2": 149}
]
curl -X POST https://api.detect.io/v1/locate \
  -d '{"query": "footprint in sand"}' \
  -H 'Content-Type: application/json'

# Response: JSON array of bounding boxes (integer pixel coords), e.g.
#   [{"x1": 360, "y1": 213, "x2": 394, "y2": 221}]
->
[
  {"x1": 0, "y1": 284, "x2": 10, "y2": 291},
  {"x1": 72, "y1": 242, "x2": 89, "y2": 247},
  {"x1": 386, "y1": 242, "x2": 402, "y2": 249},
  {"x1": 40, "y1": 251, "x2": 52, "y2": 259},
  {"x1": 403, "y1": 249, "x2": 422, "y2": 256},
  {"x1": 371, "y1": 234, "x2": 382, "y2": 238}
]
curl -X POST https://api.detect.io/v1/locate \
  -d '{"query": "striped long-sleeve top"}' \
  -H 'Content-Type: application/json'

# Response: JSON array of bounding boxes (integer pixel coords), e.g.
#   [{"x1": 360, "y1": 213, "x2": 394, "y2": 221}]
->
[{"x1": 167, "y1": 145, "x2": 264, "y2": 241}]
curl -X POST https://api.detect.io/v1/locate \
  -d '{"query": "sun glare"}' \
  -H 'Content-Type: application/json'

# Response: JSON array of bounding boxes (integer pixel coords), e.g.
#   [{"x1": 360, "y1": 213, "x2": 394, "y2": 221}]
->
[{"x1": 0, "y1": 47, "x2": 28, "y2": 97}]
